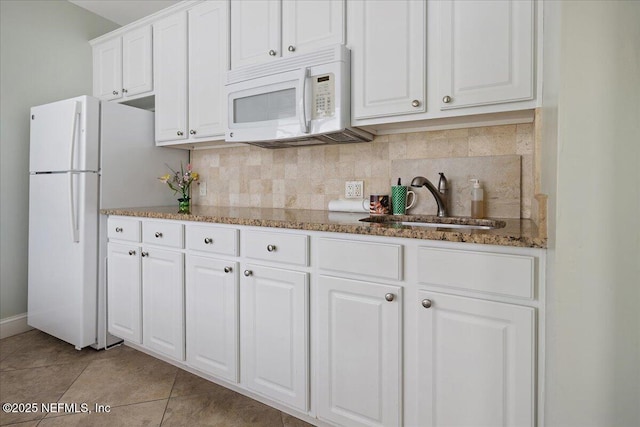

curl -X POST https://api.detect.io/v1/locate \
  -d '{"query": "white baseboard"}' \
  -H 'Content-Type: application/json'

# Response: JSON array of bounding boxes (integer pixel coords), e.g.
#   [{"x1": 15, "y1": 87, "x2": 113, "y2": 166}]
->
[{"x1": 0, "y1": 313, "x2": 33, "y2": 339}]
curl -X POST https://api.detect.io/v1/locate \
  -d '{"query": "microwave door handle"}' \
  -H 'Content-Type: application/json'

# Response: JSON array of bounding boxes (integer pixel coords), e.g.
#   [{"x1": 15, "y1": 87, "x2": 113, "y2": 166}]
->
[{"x1": 299, "y1": 67, "x2": 310, "y2": 134}]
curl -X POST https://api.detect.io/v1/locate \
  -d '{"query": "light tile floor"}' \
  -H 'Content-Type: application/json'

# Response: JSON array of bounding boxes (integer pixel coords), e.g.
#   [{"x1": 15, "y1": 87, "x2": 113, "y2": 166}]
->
[{"x1": 0, "y1": 330, "x2": 313, "y2": 426}]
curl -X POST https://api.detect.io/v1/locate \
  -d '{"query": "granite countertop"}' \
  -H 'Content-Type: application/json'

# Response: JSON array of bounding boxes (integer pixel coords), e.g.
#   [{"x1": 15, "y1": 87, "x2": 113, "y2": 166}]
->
[{"x1": 101, "y1": 205, "x2": 547, "y2": 249}]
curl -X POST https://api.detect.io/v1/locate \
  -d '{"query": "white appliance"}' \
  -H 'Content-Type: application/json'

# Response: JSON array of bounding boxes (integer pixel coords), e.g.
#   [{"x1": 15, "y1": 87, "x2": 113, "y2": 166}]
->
[
  {"x1": 28, "y1": 95, "x2": 188, "y2": 350},
  {"x1": 225, "y1": 44, "x2": 373, "y2": 148}
]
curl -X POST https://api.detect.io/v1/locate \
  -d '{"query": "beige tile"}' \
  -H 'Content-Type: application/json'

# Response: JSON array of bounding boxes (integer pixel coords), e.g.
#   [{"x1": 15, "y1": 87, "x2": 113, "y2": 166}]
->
[
  {"x1": 58, "y1": 347, "x2": 178, "y2": 408},
  {"x1": 282, "y1": 412, "x2": 314, "y2": 427},
  {"x1": 162, "y1": 390, "x2": 282, "y2": 427},
  {"x1": 468, "y1": 134, "x2": 517, "y2": 157},
  {"x1": 37, "y1": 400, "x2": 167, "y2": 427},
  {"x1": 0, "y1": 329, "x2": 38, "y2": 363},
  {"x1": 0, "y1": 331, "x2": 123, "y2": 372},
  {"x1": 0, "y1": 362, "x2": 87, "y2": 425},
  {"x1": 468, "y1": 124, "x2": 516, "y2": 136},
  {"x1": 170, "y1": 371, "x2": 226, "y2": 398}
]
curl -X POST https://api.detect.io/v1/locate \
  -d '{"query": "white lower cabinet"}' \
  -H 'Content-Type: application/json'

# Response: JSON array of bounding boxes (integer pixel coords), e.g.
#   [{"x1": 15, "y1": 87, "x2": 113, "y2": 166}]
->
[
  {"x1": 241, "y1": 264, "x2": 309, "y2": 411},
  {"x1": 417, "y1": 290, "x2": 535, "y2": 427},
  {"x1": 107, "y1": 242, "x2": 142, "y2": 344},
  {"x1": 142, "y1": 247, "x2": 185, "y2": 360},
  {"x1": 185, "y1": 255, "x2": 239, "y2": 382},
  {"x1": 317, "y1": 275, "x2": 402, "y2": 427}
]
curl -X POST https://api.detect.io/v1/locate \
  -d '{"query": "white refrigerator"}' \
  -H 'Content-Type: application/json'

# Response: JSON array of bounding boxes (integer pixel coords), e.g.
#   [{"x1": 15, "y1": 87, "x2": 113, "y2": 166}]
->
[{"x1": 28, "y1": 95, "x2": 188, "y2": 350}]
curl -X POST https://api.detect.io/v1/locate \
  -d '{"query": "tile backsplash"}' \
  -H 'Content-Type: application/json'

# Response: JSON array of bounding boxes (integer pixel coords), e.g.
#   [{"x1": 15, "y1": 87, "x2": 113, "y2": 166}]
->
[{"x1": 191, "y1": 123, "x2": 534, "y2": 219}]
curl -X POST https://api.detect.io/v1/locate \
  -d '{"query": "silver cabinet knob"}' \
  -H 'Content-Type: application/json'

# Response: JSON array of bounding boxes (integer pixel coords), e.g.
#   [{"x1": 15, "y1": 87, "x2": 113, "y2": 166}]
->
[
  {"x1": 128, "y1": 250, "x2": 136, "y2": 256},
  {"x1": 115, "y1": 227, "x2": 123, "y2": 233},
  {"x1": 154, "y1": 232, "x2": 163, "y2": 238},
  {"x1": 224, "y1": 266, "x2": 232, "y2": 273},
  {"x1": 442, "y1": 95, "x2": 452, "y2": 104},
  {"x1": 141, "y1": 252, "x2": 149, "y2": 257},
  {"x1": 266, "y1": 244, "x2": 276, "y2": 252},
  {"x1": 385, "y1": 293, "x2": 395, "y2": 302},
  {"x1": 112, "y1": 90, "x2": 119, "y2": 95},
  {"x1": 122, "y1": 88, "x2": 128, "y2": 94},
  {"x1": 288, "y1": 45, "x2": 295, "y2": 52},
  {"x1": 204, "y1": 237, "x2": 213, "y2": 244},
  {"x1": 177, "y1": 131, "x2": 184, "y2": 136},
  {"x1": 190, "y1": 129, "x2": 196, "y2": 135},
  {"x1": 268, "y1": 49, "x2": 277, "y2": 56},
  {"x1": 421, "y1": 299, "x2": 432, "y2": 308},
  {"x1": 411, "y1": 99, "x2": 421, "y2": 107},
  {"x1": 244, "y1": 270, "x2": 253, "y2": 277}
]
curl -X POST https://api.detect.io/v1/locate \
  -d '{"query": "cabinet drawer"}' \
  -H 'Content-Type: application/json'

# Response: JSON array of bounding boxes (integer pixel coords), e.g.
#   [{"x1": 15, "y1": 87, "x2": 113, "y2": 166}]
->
[
  {"x1": 244, "y1": 230, "x2": 309, "y2": 266},
  {"x1": 107, "y1": 217, "x2": 140, "y2": 242},
  {"x1": 186, "y1": 224, "x2": 239, "y2": 256},
  {"x1": 142, "y1": 221, "x2": 184, "y2": 249},
  {"x1": 417, "y1": 247, "x2": 534, "y2": 299},
  {"x1": 318, "y1": 238, "x2": 403, "y2": 281}
]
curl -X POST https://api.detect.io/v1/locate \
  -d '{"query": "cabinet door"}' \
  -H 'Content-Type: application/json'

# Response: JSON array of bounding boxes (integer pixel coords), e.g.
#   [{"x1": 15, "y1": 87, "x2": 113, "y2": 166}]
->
[
  {"x1": 107, "y1": 243, "x2": 141, "y2": 344},
  {"x1": 142, "y1": 247, "x2": 185, "y2": 360},
  {"x1": 230, "y1": 0, "x2": 281, "y2": 69},
  {"x1": 282, "y1": 0, "x2": 344, "y2": 57},
  {"x1": 154, "y1": 12, "x2": 188, "y2": 143},
  {"x1": 348, "y1": 0, "x2": 426, "y2": 119},
  {"x1": 185, "y1": 255, "x2": 238, "y2": 382},
  {"x1": 317, "y1": 275, "x2": 402, "y2": 427},
  {"x1": 241, "y1": 264, "x2": 308, "y2": 411},
  {"x1": 93, "y1": 38, "x2": 122, "y2": 101},
  {"x1": 438, "y1": 0, "x2": 534, "y2": 109},
  {"x1": 122, "y1": 25, "x2": 153, "y2": 97},
  {"x1": 188, "y1": 1, "x2": 228, "y2": 139},
  {"x1": 417, "y1": 291, "x2": 535, "y2": 427}
]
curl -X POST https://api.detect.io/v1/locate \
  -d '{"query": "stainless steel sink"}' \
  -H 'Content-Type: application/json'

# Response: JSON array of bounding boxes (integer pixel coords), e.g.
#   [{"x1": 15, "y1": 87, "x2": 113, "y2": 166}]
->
[{"x1": 359, "y1": 215, "x2": 506, "y2": 230}]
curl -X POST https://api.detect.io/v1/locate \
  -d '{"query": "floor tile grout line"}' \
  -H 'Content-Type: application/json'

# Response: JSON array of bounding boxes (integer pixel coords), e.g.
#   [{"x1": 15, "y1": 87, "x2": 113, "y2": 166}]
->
[{"x1": 159, "y1": 369, "x2": 179, "y2": 426}]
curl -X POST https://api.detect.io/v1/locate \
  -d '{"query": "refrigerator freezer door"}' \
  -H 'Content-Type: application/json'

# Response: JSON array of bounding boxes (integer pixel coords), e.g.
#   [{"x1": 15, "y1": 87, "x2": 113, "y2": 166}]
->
[
  {"x1": 30, "y1": 96, "x2": 99, "y2": 173},
  {"x1": 28, "y1": 172, "x2": 99, "y2": 349}
]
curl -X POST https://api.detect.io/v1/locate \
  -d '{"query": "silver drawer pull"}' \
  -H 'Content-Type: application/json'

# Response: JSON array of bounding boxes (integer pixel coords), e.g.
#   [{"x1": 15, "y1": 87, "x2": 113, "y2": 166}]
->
[
  {"x1": 266, "y1": 244, "x2": 276, "y2": 252},
  {"x1": 224, "y1": 266, "x2": 232, "y2": 273},
  {"x1": 128, "y1": 250, "x2": 136, "y2": 256},
  {"x1": 155, "y1": 232, "x2": 163, "y2": 238},
  {"x1": 421, "y1": 299, "x2": 432, "y2": 309},
  {"x1": 385, "y1": 293, "x2": 395, "y2": 302},
  {"x1": 244, "y1": 270, "x2": 252, "y2": 277},
  {"x1": 204, "y1": 237, "x2": 213, "y2": 244},
  {"x1": 141, "y1": 252, "x2": 149, "y2": 258},
  {"x1": 115, "y1": 227, "x2": 123, "y2": 233}
]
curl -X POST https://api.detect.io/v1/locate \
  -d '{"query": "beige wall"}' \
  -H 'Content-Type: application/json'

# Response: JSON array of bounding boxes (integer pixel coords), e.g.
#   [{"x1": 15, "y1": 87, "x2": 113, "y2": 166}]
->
[
  {"x1": 192, "y1": 123, "x2": 535, "y2": 218},
  {"x1": 543, "y1": 1, "x2": 640, "y2": 426},
  {"x1": 0, "y1": 1, "x2": 118, "y2": 320}
]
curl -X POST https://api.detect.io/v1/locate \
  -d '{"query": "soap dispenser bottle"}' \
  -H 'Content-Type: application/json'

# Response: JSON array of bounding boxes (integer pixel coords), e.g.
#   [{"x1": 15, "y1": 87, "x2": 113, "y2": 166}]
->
[{"x1": 470, "y1": 179, "x2": 484, "y2": 219}]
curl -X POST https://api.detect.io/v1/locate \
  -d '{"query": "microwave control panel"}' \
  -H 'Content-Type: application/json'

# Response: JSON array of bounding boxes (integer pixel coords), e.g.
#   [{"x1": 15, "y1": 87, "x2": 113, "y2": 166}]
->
[{"x1": 312, "y1": 73, "x2": 335, "y2": 119}]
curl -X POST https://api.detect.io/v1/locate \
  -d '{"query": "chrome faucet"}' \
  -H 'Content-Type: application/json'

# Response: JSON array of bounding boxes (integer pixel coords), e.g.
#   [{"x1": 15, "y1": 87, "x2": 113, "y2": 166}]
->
[{"x1": 411, "y1": 174, "x2": 449, "y2": 217}]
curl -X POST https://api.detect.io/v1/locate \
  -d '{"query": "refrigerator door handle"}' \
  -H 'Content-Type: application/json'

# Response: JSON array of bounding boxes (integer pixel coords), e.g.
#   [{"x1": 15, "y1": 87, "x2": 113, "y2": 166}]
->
[
  {"x1": 69, "y1": 101, "x2": 81, "y2": 171},
  {"x1": 69, "y1": 173, "x2": 79, "y2": 243}
]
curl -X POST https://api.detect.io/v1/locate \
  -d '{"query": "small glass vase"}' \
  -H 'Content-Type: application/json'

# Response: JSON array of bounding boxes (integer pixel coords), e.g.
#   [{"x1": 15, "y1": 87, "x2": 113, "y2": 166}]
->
[{"x1": 178, "y1": 197, "x2": 190, "y2": 214}]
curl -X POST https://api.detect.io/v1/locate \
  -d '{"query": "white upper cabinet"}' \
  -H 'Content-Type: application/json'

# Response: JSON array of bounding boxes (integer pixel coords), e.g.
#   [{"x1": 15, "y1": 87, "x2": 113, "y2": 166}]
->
[
  {"x1": 231, "y1": 0, "x2": 344, "y2": 69},
  {"x1": 282, "y1": 0, "x2": 344, "y2": 57},
  {"x1": 348, "y1": 0, "x2": 426, "y2": 120},
  {"x1": 154, "y1": 12, "x2": 188, "y2": 143},
  {"x1": 93, "y1": 26, "x2": 153, "y2": 101},
  {"x1": 93, "y1": 38, "x2": 122, "y2": 101},
  {"x1": 188, "y1": 1, "x2": 229, "y2": 140},
  {"x1": 437, "y1": 0, "x2": 535, "y2": 110},
  {"x1": 231, "y1": 0, "x2": 281, "y2": 69},
  {"x1": 155, "y1": 1, "x2": 229, "y2": 145}
]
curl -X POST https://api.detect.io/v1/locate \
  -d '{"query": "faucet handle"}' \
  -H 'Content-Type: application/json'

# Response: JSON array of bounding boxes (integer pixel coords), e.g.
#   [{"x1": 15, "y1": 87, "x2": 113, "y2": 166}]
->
[{"x1": 438, "y1": 172, "x2": 448, "y2": 192}]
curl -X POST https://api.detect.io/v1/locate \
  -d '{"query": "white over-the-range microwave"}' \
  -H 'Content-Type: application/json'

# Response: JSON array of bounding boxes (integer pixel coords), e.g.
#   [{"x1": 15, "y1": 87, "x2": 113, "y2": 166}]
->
[{"x1": 225, "y1": 45, "x2": 373, "y2": 148}]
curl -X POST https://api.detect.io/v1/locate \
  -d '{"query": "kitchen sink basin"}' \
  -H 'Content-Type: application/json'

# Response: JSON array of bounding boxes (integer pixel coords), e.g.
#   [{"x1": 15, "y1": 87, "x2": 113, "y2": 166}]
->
[{"x1": 359, "y1": 215, "x2": 506, "y2": 230}]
